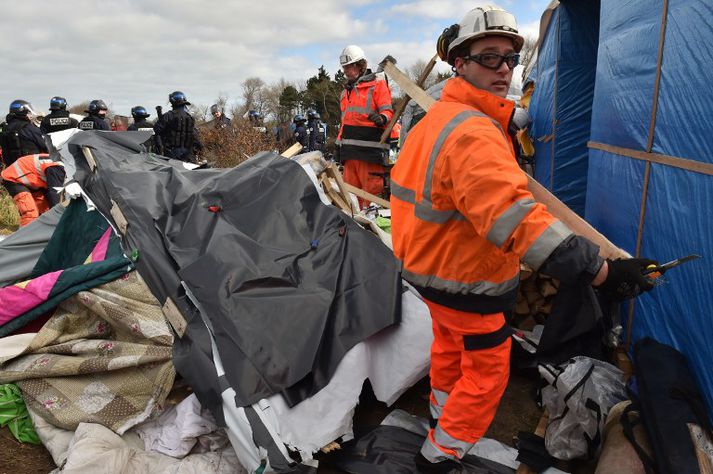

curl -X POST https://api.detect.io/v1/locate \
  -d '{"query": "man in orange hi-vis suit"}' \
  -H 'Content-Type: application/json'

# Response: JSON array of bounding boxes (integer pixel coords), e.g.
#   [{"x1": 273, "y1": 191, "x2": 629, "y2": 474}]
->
[
  {"x1": 390, "y1": 5, "x2": 658, "y2": 471},
  {"x1": 336, "y1": 44, "x2": 394, "y2": 208},
  {"x1": 1, "y1": 153, "x2": 65, "y2": 226}
]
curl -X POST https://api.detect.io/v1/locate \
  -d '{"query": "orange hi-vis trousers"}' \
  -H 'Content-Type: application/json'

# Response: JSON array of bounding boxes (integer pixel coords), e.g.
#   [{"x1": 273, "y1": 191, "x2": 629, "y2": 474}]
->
[
  {"x1": 421, "y1": 299, "x2": 512, "y2": 463},
  {"x1": 342, "y1": 159, "x2": 385, "y2": 209},
  {"x1": 13, "y1": 190, "x2": 49, "y2": 227}
]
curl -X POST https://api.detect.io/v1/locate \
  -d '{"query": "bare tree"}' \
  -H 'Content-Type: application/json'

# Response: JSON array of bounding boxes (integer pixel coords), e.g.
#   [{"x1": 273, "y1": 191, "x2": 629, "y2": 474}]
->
[
  {"x1": 240, "y1": 77, "x2": 266, "y2": 117},
  {"x1": 520, "y1": 35, "x2": 538, "y2": 74},
  {"x1": 406, "y1": 59, "x2": 438, "y2": 91},
  {"x1": 261, "y1": 78, "x2": 291, "y2": 123}
]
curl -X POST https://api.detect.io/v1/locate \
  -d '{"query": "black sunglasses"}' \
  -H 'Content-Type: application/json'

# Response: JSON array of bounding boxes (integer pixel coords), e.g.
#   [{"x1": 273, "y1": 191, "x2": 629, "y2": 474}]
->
[{"x1": 462, "y1": 52, "x2": 520, "y2": 70}]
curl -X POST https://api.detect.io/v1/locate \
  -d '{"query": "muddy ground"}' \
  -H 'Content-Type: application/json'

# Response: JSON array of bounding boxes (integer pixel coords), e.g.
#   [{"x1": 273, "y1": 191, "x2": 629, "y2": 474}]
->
[{"x1": 0, "y1": 373, "x2": 551, "y2": 473}]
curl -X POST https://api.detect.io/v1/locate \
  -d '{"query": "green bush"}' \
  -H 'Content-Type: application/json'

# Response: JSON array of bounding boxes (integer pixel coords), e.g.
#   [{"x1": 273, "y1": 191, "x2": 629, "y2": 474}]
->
[{"x1": 0, "y1": 187, "x2": 20, "y2": 233}]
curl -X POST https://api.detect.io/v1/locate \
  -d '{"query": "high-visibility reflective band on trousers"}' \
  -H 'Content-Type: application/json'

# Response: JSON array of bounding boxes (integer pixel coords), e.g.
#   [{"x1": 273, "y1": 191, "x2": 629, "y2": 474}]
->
[{"x1": 422, "y1": 299, "x2": 511, "y2": 462}]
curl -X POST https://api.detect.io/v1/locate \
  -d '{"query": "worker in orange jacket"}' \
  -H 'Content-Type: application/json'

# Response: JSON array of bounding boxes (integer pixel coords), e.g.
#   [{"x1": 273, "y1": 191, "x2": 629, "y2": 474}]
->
[
  {"x1": 390, "y1": 5, "x2": 657, "y2": 471},
  {"x1": 336, "y1": 45, "x2": 394, "y2": 208},
  {"x1": 1, "y1": 153, "x2": 65, "y2": 226}
]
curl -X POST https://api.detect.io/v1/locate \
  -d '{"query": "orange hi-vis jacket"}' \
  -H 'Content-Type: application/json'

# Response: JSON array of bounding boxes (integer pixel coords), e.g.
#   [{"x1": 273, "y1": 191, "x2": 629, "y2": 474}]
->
[
  {"x1": 1, "y1": 153, "x2": 60, "y2": 190},
  {"x1": 390, "y1": 77, "x2": 573, "y2": 313},
  {"x1": 337, "y1": 70, "x2": 394, "y2": 164}
]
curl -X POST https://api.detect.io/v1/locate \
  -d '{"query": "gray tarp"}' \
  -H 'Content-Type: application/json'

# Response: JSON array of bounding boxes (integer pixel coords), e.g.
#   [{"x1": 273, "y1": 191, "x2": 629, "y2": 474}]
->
[{"x1": 0, "y1": 205, "x2": 64, "y2": 287}]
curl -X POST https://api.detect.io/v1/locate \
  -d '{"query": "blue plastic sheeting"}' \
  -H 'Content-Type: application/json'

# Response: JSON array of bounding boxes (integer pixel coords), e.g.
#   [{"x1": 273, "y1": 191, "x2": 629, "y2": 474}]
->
[
  {"x1": 528, "y1": 0, "x2": 600, "y2": 216},
  {"x1": 586, "y1": 0, "x2": 713, "y2": 416}
]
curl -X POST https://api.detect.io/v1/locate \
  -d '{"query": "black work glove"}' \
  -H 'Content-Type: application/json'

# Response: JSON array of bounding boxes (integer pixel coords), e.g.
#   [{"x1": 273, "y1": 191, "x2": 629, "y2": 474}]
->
[
  {"x1": 596, "y1": 258, "x2": 658, "y2": 301},
  {"x1": 368, "y1": 113, "x2": 387, "y2": 127}
]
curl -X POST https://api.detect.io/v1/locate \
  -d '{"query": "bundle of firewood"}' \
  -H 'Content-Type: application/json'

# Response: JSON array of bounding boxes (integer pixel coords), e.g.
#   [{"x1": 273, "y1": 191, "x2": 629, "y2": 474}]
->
[{"x1": 513, "y1": 265, "x2": 559, "y2": 331}]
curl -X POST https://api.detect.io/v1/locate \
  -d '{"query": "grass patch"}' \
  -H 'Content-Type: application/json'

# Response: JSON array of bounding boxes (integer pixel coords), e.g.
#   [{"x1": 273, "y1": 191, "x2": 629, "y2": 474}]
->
[{"x1": 0, "y1": 187, "x2": 20, "y2": 234}]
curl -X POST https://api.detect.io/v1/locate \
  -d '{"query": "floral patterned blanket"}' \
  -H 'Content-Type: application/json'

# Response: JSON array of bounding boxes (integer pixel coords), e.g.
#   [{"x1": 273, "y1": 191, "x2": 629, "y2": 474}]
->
[{"x1": 0, "y1": 271, "x2": 175, "y2": 434}]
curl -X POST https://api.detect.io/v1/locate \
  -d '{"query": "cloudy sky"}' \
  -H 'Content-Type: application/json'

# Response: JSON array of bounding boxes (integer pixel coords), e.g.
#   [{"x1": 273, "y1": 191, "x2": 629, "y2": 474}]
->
[{"x1": 1, "y1": 0, "x2": 550, "y2": 117}]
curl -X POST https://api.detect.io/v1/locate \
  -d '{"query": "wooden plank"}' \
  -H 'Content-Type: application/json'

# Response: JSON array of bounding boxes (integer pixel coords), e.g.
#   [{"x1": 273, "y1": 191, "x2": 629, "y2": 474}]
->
[
  {"x1": 384, "y1": 59, "x2": 627, "y2": 260},
  {"x1": 342, "y1": 182, "x2": 391, "y2": 209},
  {"x1": 280, "y1": 142, "x2": 303, "y2": 158},
  {"x1": 325, "y1": 163, "x2": 354, "y2": 212},
  {"x1": 526, "y1": 175, "x2": 628, "y2": 260},
  {"x1": 81, "y1": 146, "x2": 97, "y2": 172},
  {"x1": 379, "y1": 53, "x2": 439, "y2": 144},
  {"x1": 381, "y1": 59, "x2": 436, "y2": 113}
]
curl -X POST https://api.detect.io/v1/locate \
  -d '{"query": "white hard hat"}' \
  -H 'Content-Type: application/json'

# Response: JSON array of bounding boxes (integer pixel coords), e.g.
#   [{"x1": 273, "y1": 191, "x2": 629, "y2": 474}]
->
[
  {"x1": 446, "y1": 5, "x2": 524, "y2": 63},
  {"x1": 339, "y1": 45, "x2": 366, "y2": 67}
]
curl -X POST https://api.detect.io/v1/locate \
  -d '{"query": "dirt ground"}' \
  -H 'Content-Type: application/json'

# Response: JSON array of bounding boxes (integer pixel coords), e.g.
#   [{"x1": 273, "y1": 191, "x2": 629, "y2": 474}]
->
[{"x1": 0, "y1": 373, "x2": 545, "y2": 474}]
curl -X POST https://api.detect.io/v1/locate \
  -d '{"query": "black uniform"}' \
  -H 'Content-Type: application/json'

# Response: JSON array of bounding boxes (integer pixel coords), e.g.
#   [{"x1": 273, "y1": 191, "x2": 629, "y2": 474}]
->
[
  {"x1": 127, "y1": 119, "x2": 154, "y2": 132},
  {"x1": 40, "y1": 110, "x2": 79, "y2": 134},
  {"x1": 213, "y1": 115, "x2": 232, "y2": 130},
  {"x1": 78, "y1": 115, "x2": 111, "y2": 131},
  {"x1": 153, "y1": 107, "x2": 203, "y2": 162},
  {"x1": 294, "y1": 122, "x2": 309, "y2": 148},
  {"x1": 0, "y1": 115, "x2": 48, "y2": 167},
  {"x1": 307, "y1": 118, "x2": 326, "y2": 152}
]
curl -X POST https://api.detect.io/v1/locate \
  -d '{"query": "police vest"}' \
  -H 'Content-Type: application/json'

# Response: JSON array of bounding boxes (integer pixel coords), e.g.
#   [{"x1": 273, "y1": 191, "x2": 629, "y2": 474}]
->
[
  {"x1": 41, "y1": 111, "x2": 77, "y2": 133},
  {"x1": 1, "y1": 121, "x2": 35, "y2": 167},
  {"x1": 79, "y1": 116, "x2": 108, "y2": 130},
  {"x1": 164, "y1": 110, "x2": 195, "y2": 150}
]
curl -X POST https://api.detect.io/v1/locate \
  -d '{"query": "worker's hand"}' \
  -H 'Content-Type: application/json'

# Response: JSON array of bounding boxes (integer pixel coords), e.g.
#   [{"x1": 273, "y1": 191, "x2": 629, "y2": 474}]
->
[
  {"x1": 368, "y1": 113, "x2": 387, "y2": 127},
  {"x1": 595, "y1": 258, "x2": 659, "y2": 301}
]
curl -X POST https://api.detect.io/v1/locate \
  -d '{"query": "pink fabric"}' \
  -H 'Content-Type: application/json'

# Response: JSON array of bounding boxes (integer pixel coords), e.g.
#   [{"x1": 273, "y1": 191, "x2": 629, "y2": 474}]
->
[
  {"x1": 90, "y1": 228, "x2": 112, "y2": 263},
  {"x1": 0, "y1": 270, "x2": 63, "y2": 325}
]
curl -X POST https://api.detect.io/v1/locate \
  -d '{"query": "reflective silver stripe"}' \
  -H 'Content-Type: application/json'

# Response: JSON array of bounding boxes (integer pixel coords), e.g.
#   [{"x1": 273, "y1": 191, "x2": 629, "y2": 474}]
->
[
  {"x1": 429, "y1": 388, "x2": 448, "y2": 419},
  {"x1": 421, "y1": 433, "x2": 456, "y2": 463},
  {"x1": 432, "y1": 388, "x2": 448, "y2": 406},
  {"x1": 522, "y1": 220, "x2": 573, "y2": 270},
  {"x1": 401, "y1": 266, "x2": 519, "y2": 297},
  {"x1": 366, "y1": 86, "x2": 374, "y2": 111},
  {"x1": 429, "y1": 402, "x2": 443, "y2": 420},
  {"x1": 422, "y1": 110, "x2": 490, "y2": 203},
  {"x1": 378, "y1": 104, "x2": 393, "y2": 112},
  {"x1": 433, "y1": 424, "x2": 473, "y2": 459},
  {"x1": 34, "y1": 155, "x2": 50, "y2": 181},
  {"x1": 346, "y1": 105, "x2": 372, "y2": 114},
  {"x1": 337, "y1": 138, "x2": 390, "y2": 150},
  {"x1": 391, "y1": 181, "x2": 466, "y2": 224},
  {"x1": 487, "y1": 198, "x2": 537, "y2": 247},
  {"x1": 11, "y1": 161, "x2": 32, "y2": 187}
]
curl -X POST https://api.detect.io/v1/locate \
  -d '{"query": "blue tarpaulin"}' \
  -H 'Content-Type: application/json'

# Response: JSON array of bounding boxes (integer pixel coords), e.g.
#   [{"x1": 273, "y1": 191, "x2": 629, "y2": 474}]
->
[
  {"x1": 528, "y1": 0, "x2": 600, "y2": 216},
  {"x1": 530, "y1": 0, "x2": 713, "y2": 417}
]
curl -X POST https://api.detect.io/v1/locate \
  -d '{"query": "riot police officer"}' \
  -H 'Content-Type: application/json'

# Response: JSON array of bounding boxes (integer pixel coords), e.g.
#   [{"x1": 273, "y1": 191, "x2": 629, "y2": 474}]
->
[
  {"x1": 127, "y1": 106, "x2": 154, "y2": 131},
  {"x1": 40, "y1": 96, "x2": 79, "y2": 133},
  {"x1": 1, "y1": 100, "x2": 47, "y2": 167},
  {"x1": 306, "y1": 109, "x2": 326, "y2": 152},
  {"x1": 293, "y1": 114, "x2": 309, "y2": 148},
  {"x1": 79, "y1": 100, "x2": 111, "y2": 131},
  {"x1": 153, "y1": 91, "x2": 203, "y2": 162},
  {"x1": 210, "y1": 104, "x2": 232, "y2": 129}
]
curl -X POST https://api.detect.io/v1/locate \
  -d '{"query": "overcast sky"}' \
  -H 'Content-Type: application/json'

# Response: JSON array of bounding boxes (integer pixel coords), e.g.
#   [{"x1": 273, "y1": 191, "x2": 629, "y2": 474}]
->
[{"x1": 1, "y1": 0, "x2": 550, "y2": 117}]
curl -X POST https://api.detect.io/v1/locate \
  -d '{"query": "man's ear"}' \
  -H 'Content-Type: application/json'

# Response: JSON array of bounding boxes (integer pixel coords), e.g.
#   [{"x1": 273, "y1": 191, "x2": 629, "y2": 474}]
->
[{"x1": 454, "y1": 57, "x2": 465, "y2": 76}]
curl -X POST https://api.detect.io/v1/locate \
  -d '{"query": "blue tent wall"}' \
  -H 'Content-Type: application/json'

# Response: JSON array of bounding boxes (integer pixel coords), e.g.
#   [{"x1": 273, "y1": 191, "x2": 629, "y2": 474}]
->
[
  {"x1": 586, "y1": 0, "x2": 713, "y2": 414},
  {"x1": 528, "y1": 0, "x2": 600, "y2": 216}
]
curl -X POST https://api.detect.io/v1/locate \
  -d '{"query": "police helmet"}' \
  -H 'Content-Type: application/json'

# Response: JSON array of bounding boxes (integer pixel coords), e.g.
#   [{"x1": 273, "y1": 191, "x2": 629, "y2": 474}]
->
[
  {"x1": 210, "y1": 104, "x2": 222, "y2": 116},
  {"x1": 169, "y1": 91, "x2": 190, "y2": 107},
  {"x1": 313, "y1": 112, "x2": 321, "y2": 120},
  {"x1": 248, "y1": 109, "x2": 259, "y2": 118},
  {"x1": 293, "y1": 114, "x2": 306, "y2": 124},
  {"x1": 9, "y1": 100, "x2": 36, "y2": 118},
  {"x1": 87, "y1": 99, "x2": 108, "y2": 114},
  {"x1": 49, "y1": 96, "x2": 68, "y2": 111},
  {"x1": 307, "y1": 108, "x2": 318, "y2": 120},
  {"x1": 131, "y1": 106, "x2": 150, "y2": 119}
]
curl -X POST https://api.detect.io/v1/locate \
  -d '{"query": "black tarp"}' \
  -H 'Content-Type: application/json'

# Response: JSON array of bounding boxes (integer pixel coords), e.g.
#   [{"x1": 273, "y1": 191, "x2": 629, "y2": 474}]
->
[{"x1": 66, "y1": 131, "x2": 401, "y2": 413}]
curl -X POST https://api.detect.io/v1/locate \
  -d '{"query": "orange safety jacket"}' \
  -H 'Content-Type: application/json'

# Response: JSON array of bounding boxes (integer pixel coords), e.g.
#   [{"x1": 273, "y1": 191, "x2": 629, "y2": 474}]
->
[
  {"x1": 1, "y1": 153, "x2": 61, "y2": 190},
  {"x1": 337, "y1": 70, "x2": 394, "y2": 164},
  {"x1": 390, "y1": 77, "x2": 573, "y2": 313}
]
